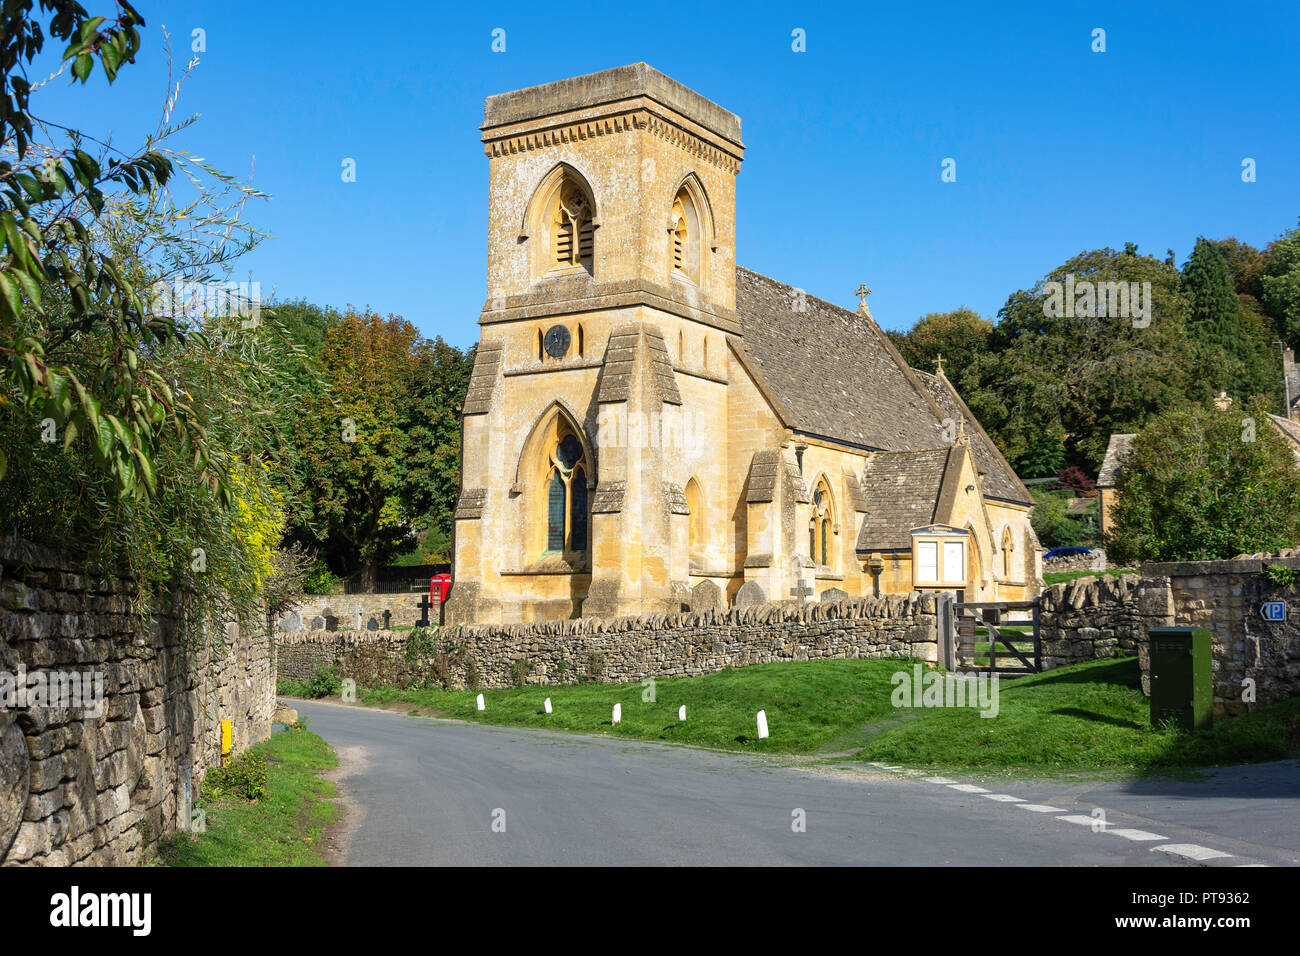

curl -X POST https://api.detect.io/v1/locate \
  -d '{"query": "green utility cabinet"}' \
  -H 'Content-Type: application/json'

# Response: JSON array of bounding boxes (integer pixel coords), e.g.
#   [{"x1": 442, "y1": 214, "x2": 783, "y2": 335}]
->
[{"x1": 1148, "y1": 626, "x2": 1213, "y2": 732}]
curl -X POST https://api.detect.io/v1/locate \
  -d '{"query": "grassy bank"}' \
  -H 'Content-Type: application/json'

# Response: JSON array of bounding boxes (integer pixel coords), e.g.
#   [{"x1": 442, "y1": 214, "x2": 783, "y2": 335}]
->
[
  {"x1": 359, "y1": 658, "x2": 904, "y2": 755},
  {"x1": 855, "y1": 658, "x2": 1300, "y2": 773},
  {"x1": 159, "y1": 721, "x2": 339, "y2": 866},
  {"x1": 288, "y1": 657, "x2": 1300, "y2": 773}
]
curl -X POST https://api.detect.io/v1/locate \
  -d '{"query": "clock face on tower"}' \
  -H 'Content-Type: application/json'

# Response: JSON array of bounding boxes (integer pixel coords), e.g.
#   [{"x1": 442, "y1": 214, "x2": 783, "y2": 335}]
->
[{"x1": 544, "y1": 324, "x2": 571, "y2": 359}]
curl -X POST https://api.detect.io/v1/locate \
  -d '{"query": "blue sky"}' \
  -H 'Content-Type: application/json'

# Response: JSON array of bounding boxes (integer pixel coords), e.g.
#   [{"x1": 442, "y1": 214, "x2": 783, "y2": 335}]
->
[{"x1": 26, "y1": 0, "x2": 1300, "y2": 349}]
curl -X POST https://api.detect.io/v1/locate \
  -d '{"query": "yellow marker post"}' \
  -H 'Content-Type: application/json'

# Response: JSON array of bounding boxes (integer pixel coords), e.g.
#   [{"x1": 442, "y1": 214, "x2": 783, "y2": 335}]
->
[{"x1": 220, "y1": 719, "x2": 232, "y2": 766}]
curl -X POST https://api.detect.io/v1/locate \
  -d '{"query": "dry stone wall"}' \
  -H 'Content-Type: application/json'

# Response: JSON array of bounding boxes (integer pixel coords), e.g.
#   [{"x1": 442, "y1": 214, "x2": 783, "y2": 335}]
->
[
  {"x1": 1141, "y1": 557, "x2": 1300, "y2": 715},
  {"x1": 1036, "y1": 559, "x2": 1300, "y2": 714},
  {"x1": 0, "y1": 539, "x2": 275, "y2": 866},
  {"x1": 276, "y1": 593, "x2": 941, "y2": 690},
  {"x1": 1038, "y1": 574, "x2": 1157, "y2": 668},
  {"x1": 281, "y1": 591, "x2": 431, "y2": 632}
]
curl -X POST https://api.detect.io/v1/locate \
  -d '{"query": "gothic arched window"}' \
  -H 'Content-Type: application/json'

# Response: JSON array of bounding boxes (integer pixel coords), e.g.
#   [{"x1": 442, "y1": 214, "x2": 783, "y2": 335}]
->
[
  {"x1": 543, "y1": 431, "x2": 589, "y2": 556},
  {"x1": 809, "y1": 479, "x2": 834, "y2": 568},
  {"x1": 551, "y1": 182, "x2": 594, "y2": 274},
  {"x1": 1002, "y1": 526, "x2": 1014, "y2": 578},
  {"x1": 670, "y1": 187, "x2": 700, "y2": 283},
  {"x1": 685, "y1": 477, "x2": 703, "y2": 563}
]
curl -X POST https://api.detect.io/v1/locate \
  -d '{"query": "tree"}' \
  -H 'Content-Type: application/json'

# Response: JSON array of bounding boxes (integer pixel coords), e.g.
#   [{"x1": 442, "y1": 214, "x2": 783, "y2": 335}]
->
[
  {"x1": 1, "y1": 1, "x2": 248, "y2": 498},
  {"x1": 1213, "y1": 237, "x2": 1267, "y2": 300},
  {"x1": 1029, "y1": 490, "x2": 1080, "y2": 549},
  {"x1": 1262, "y1": 225, "x2": 1300, "y2": 349},
  {"x1": 1180, "y1": 237, "x2": 1275, "y2": 399},
  {"x1": 294, "y1": 312, "x2": 422, "y2": 588},
  {"x1": 889, "y1": 307, "x2": 992, "y2": 376},
  {"x1": 1, "y1": 7, "x2": 305, "y2": 626},
  {"x1": 290, "y1": 314, "x2": 472, "y2": 587},
  {"x1": 405, "y1": 337, "x2": 474, "y2": 549},
  {"x1": 1106, "y1": 397, "x2": 1300, "y2": 563},
  {"x1": 967, "y1": 245, "x2": 1196, "y2": 473},
  {"x1": 1183, "y1": 238, "x2": 1244, "y2": 352}
]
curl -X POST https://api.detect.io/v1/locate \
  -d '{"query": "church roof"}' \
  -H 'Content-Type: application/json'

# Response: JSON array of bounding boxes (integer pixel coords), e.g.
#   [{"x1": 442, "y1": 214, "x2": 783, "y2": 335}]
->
[
  {"x1": 734, "y1": 267, "x2": 1031, "y2": 506},
  {"x1": 735, "y1": 268, "x2": 949, "y2": 451},
  {"x1": 853, "y1": 448, "x2": 953, "y2": 552},
  {"x1": 913, "y1": 371, "x2": 1032, "y2": 506},
  {"x1": 1097, "y1": 434, "x2": 1137, "y2": 488}
]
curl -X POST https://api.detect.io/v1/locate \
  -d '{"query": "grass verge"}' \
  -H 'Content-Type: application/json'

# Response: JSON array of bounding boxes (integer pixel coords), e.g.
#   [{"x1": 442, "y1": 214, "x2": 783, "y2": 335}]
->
[
  {"x1": 298, "y1": 657, "x2": 1300, "y2": 774},
  {"x1": 159, "y1": 720, "x2": 339, "y2": 866},
  {"x1": 856, "y1": 658, "x2": 1300, "y2": 773}
]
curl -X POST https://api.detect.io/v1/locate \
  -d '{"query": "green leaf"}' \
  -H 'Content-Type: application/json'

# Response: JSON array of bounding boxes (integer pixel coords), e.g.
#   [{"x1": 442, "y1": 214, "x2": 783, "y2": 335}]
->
[
  {"x1": 79, "y1": 17, "x2": 107, "y2": 41},
  {"x1": 134, "y1": 448, "x2": 156, "y2": 494},
  {"x1": 14, "y1": 173, "x2": 43, "y2": 200},
  {"x1": 94, "y1": 415, "x2": 113, "y2": 461},
  {"x1": 0, "y1": 271, "x2": 21, "y2": 321},
  {"x1": 72, "y1": 54, "x2": 94, "y2": 82},
  {"x1": 73, "y1": 149, "x2": 101, "y2": 181}
]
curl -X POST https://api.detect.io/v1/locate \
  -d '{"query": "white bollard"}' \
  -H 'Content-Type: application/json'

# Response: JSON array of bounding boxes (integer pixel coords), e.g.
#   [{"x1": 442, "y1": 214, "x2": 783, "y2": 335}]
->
[
  {"x1": 476, "y1": 693, "x2": 485, "y2": 711},
  {"x1": 756, "y1": 709, "x2": 769, "y2": 739},
  {"x1": 544, "y1": 697, "x2": 552, "y2": 714},
  {"x1": 612, "y1": 703, "x2": 622, "y2": 724},
  {"x1": 678, "y1": 705, "x2": 686, "y2": 721}
]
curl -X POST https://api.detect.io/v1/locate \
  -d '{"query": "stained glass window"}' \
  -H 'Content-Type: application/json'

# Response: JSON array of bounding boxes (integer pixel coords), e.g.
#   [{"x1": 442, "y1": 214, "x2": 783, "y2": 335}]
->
[
  {"x1": 570, "y1": 467, "x2": 587, "y2": 551},
  {"x1": 547, "y1": 470, "x2": 565, "y2": 552}
]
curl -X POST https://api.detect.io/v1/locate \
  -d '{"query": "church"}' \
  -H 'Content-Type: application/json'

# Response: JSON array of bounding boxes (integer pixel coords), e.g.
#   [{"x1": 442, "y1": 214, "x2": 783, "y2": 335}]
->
[{"x1": 445, "y1": 64, "x2": 1041, "y2": 625}]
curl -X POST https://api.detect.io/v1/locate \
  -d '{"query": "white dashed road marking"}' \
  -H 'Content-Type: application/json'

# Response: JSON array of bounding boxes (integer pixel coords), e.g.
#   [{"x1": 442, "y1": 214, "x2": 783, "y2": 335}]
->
[
  {"x1": 897, "y1": 766, "x2": 1245, "y2": 863},
  {"x1": 1059, "y1": 814, "x2": 1106, "y2": 828},
  {"x1": 1153, "y1": 844, "x2": 1233, "y2": 862},
  {"x1": 1108, "y1": 828, "x2": 1168, "y2": 842}
]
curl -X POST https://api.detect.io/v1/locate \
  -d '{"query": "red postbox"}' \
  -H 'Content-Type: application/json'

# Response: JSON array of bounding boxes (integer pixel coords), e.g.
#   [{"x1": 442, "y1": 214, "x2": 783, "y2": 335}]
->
[{"x1": 429, "y1": 574, "x2": 452, "y2": 605}]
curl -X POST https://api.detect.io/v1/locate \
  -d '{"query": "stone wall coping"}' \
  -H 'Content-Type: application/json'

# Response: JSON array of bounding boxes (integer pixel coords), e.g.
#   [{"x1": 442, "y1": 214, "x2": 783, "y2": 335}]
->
[
  {"x1": 277, "y1": 630, "x2": 409, "y2": 645},
  {"x1": 277, "y1": 593, "x2": 941, "y2": 646},
  {"x1": 1142, "y1": 555, "x2": 1300, "y2": 577}
]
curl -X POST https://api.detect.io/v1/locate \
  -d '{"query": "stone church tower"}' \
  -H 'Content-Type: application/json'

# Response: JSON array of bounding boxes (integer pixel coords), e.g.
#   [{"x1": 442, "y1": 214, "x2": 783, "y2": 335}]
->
[{"x1": 446, "y1": 64, "x2": 1040, "y2": 625}]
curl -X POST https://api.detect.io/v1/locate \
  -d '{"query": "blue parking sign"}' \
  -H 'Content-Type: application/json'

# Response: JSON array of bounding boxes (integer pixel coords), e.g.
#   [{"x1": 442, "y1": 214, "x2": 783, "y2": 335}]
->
[{"x1": 1261, "y1": 601, "x2": 1286, "y2": 622}]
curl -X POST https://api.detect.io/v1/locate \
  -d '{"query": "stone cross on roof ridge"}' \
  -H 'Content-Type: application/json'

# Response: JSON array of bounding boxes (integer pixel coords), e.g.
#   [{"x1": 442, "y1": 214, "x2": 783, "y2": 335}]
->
[{"x1": 855, "y1": 283, "x2": 873, "y2": 320}]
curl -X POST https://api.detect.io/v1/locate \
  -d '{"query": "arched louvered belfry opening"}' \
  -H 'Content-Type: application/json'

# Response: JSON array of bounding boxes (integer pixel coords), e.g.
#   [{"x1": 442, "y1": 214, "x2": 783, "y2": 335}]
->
[
  {"x1": 522, "y1": 163, "x2": 598, "y2": 281},
  {"x1": 669, "y1": 174, "x2": 712, "y2": 287}
]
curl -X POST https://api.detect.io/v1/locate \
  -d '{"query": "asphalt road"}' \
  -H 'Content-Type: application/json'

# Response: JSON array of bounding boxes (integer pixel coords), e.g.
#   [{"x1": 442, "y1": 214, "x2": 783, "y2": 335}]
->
[{"x1": 294, "y1": 699, "x2": 1300, "y2": 867}]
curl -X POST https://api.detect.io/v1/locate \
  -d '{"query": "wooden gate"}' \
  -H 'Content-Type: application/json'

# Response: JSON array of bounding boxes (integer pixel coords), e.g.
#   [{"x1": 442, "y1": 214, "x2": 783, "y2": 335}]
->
[{"x1": 952, "y1": 598, "x2": 1040, "y2": 674}]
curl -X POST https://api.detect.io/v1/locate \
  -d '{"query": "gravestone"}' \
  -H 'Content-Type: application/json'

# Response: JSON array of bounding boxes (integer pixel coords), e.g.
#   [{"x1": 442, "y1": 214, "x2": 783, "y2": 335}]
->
[
  {"x1": 366, "y1": 616, "x2": 379, "y2": 631},
  {"x1": 690, "y1": 580, "x2": 723, "y2": 614},
  {"x1": 352, "y1": 607, "x2": 363, "y2": 631},
  {"x1": 414, "y1": 593, "x2": 434, "y2": 628},
  {"x1": 734, "y1": 581, "x2": 766, "y2": 607},
  {"x1": 310, "y1": 616, "x2": 325, "y2": 631},
  {"x1": 820, "y1": 587, "x2": 848, "y2": 603},
  {"x1": 323, "y1": 613, "x2": 338, "y2": 632},
  {"x1": 382, "y1": 609, "x2": 392, "y2": 630},
  {"x1": 279, "y1": 610, "x2": 303, "y2": 632}
]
